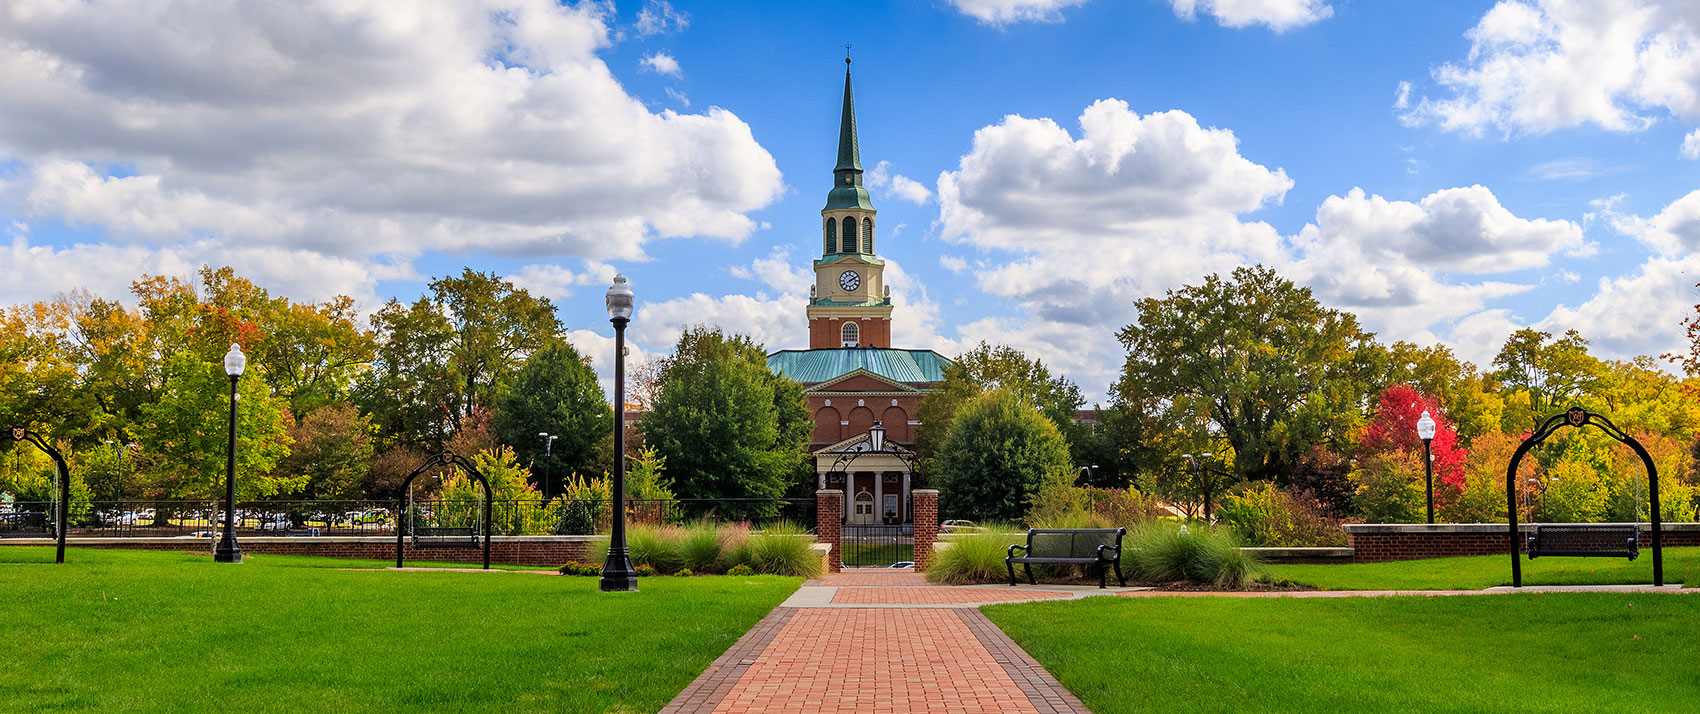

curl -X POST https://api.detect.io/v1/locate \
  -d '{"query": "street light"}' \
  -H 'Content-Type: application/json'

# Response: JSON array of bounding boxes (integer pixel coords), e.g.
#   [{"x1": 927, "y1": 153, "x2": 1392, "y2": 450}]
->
[
  {"x1": 1417, "y1": 410, "x2": 1436, "y2": 525},
  {"x1": 1183, "y1": 452, "x2": 1215, "y2": 521},
  {"x1": 216, "y1": 342, "x2": 246, "y2": 564},
  {"x1": 868, "y1": 420, "x2": 885, "y2": 453},
  {"x1": 600, "y1": 275, "x2": 638, "y2": 592},
  {"x1": 538, "y1": 432, "x2": 557, "y2": 500}
]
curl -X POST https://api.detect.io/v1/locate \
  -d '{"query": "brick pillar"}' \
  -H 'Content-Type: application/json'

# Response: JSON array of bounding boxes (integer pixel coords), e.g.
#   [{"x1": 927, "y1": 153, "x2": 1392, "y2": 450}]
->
[
  {"x1": 912, "y1": 489, "x2": 939, "y2": 572},
  {"x1": 816, "y1": 489, "x2": 842, "y2": 573}
]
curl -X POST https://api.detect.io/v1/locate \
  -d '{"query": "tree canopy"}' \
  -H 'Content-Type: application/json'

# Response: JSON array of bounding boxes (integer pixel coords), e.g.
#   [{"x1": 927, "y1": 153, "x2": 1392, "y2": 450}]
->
[
  {"x1": 934, "y1": 389, "x2": 1073, "y2": 522},
  {"x1": 493, "y1": 341, "x2": 612, "y2": 494}
]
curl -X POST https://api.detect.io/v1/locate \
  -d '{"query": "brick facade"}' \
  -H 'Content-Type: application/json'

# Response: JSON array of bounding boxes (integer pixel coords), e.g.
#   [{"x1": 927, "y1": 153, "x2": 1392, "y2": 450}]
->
[
  {"x1": 912, "y1": 489, "x2": 938, "y2": 571},
  {"x1": 809, "y1": 316, "x2": 891, "y2": 349},
  {"x1": 816, "y1": 489, "x2": 843, "y2": 572},
  {"x1": 1344, "y1": 523, "x2": 1700, "y2": 562}
]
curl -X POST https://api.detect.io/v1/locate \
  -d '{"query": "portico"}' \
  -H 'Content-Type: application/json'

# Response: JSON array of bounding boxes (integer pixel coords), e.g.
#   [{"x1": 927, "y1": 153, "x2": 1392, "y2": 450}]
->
[{"x1": 815, "y1": 429, "x2": 915, "y2": 525}]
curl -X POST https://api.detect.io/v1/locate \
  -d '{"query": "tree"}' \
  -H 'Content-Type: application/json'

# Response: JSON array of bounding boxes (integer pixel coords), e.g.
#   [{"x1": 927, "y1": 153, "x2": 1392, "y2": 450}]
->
[
  {"x1": 493, "y1": 342, "x2": 612, "y2": 495},
  {"x1": 1377, "y1": 341, "x2": 1503, "y2": 444},
  {"x1": 1115, "y1": 266, "x2": 1381, "y2": 483},
  {"x1": 639, "y1": 327, "x2": 811, "y2": 502},
  {"x1": 914, "y1": 342, "x2": 1086, "y2": 463},
  {"x1": 136, "y1": 352, "x2": 297, "y2": 499},
  {"x1": 276, "y1": 402, "x2": 374, "y2": 501},
  {"x1": 1359, "y1": 385, "x2": 1467, "y2": 499},
  {"x1": 1493, "y1": 328, "x2": 1599, "y2": 431},
  {"x1": 934, "y1": 389, "x2": 1073, "y2": 522},
  {"x1": 357, "y1": 296, "x2": 455, "y2": 446}
]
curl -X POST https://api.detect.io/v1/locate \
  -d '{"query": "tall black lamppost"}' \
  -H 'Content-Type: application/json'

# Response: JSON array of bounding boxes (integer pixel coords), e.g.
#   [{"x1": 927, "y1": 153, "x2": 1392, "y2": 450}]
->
[
  {"x1": 538, "y1": 432, "x2": 557, "y2": 499},
  {"x1": 600, "y1": 275, "x2": 638, "y2": 592},
  {"x1": 1417, "y1": 410, "x2": 1436, "y2": 524},
  {"x1": 215, "y1": 342, "x2": 246, "y2": 563}
]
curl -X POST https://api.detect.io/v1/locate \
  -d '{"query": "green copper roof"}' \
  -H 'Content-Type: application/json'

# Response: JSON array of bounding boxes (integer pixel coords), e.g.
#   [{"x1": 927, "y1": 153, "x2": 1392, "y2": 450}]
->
[
  {"x1": 768, "y1": 348, "x2": 951, "y2": 385},
  {"x1": 835, "y1": 62, "x2": 860, "y2": 172}
]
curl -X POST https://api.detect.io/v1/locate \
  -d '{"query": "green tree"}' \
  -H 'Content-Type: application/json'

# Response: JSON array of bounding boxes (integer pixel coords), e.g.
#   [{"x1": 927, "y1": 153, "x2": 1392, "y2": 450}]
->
[
  {"x1": 356, "y1": 297, "x2": 455, "y2": 446},
  {"x1": 136, "y1": 352, "x2": 297, "y2": 499},
  {"x1": 275, "y1": 402, "x2": 374, "y2": 501},
  {"x1": 914, "y1": 342, "x2": 1086, "y2": 466},
  {"x1": 492, "y1": 342, "x2": 612, "y2": 494},
  {"x1": 639, "y1": 327, "x2": 810, "y2": 502},
  {"x1": 934, "y1": 389, "x2": 1073, "y2": 522},
  {"x1": 1115, "y1": 266, "x2": 1381, "y2": 483},
  {"x1": 1493, "y1": 328, "x2": 1600, "y2": 431}
]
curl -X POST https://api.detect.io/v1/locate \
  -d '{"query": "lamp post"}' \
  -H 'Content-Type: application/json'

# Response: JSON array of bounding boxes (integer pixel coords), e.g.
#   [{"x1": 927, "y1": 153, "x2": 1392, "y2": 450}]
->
[
  {"x1": 538, "y1": 432, "x2": 557, "y2": 500},
  {"x1": 215, "y1": 343, "x2": 245, "y2": 563},
  {"x1": 1417, "y1": 410, "x2": 1436, "y2": 524},
  {"x1": 1182, "y1": 452, "x2": 1215, "y2": 521},
  {"x1": 600, "y1": 275, "x2": 638, "y2": 592},
  {"x1": 103, "y1": 440, "x2": 116, "y2": 502}
]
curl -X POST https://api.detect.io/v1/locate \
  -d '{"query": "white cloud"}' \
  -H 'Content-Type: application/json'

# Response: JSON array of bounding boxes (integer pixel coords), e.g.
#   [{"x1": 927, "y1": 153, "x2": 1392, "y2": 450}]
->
[
  {"x1": 939, "y1": 255, "x2": 969, "y2": 274},
  {"x1": 866, "y1": 161, "x2": 933, "y2": 204},
  {"x1": 641, "y1": 52, "x2": 683, "y2": 77},
  {"x1": 1684, "y1": 128, "x2": 1700, "y2": 158},
  {"x1": 943, "y1": 0, "x2": 1090, "y2": 25},
  {"x1": 1609, "y1": 188, "x2": 1700, "y2": 255},
  {"x1": 634, "y1": 0, "x2": 689, "y2": 37},
  {"x1": 1169, "y1": 0, "x2": 1333, "y2": 31},
  {"x1": 505, "y1": 260, "x2": 616, "y2": 302},
  {"x1": 1445, "y1": 308, "x2": 1526, "y2": 368},
  {"x1": 1539, "y1": 254, "x2": 1700, "y2": 360},
  {"x1": 0, "y1": 0, "x2": 782, "y2": 303},
  {"x1": 1401, "y1": 0, "x2": 1700, "y2": 135}
]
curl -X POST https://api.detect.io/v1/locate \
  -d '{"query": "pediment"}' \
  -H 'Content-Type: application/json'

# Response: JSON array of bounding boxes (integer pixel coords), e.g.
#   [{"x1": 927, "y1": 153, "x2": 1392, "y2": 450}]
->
[{"x1": 805, "y1": 368, "x2": 918, "y2": 394}]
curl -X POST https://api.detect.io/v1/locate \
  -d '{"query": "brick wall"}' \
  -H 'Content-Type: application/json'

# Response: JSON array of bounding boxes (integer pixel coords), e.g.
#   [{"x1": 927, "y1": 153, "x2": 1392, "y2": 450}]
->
[
  {"x1": 912, "y1": 489, "x2": 938, "y2": 571},
  {"x1": 2, "y1": 536, "x2": 600, "y2": 567},
  {"x1": 816, "y1": 489, "x2": 842, "y2": 573},
  {"x1": 1344, "y1": 523, "x2": 1700, "y2": 562}
]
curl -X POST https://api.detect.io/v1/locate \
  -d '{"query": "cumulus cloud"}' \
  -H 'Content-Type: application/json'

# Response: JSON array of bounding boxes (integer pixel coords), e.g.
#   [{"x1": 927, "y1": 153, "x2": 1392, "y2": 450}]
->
[
  {"x1": 1684, "y1": 128, "x2": 1700, "y2": 158},
  {"x1": 641, "y1": 52, "x2": 683, "y2": 77},
  {"x1": 943, "y1": 0, "x2": 1090, "y2": 25},
  {"x1": 505, "y1": 260, "x2": 616, "y2": 302},
  {"x1": 0, "y1": 0, "x2": 781, "y2": 302},
  {"x1": 1539, "y1": 254, "x2": 1700, "y2": 360},
  {"x1": 866, "y1": 161, "x2": 933, "y2": 204},
  {"x1": 1169, "y1": 0, "x2": 1333, "y2": 31},
  {"x1": 1401, "y1": 0, "x2": 1700, "y2": 135},
  {"x1": 1609, "y1": 188, "x2": 1700, "y2": 255}
]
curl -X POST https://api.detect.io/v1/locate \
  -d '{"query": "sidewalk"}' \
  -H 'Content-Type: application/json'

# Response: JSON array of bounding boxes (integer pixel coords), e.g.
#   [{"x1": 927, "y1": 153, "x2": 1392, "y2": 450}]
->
[{"x1": 658, "y1": 569, "x2": 1107, "y2": 713}]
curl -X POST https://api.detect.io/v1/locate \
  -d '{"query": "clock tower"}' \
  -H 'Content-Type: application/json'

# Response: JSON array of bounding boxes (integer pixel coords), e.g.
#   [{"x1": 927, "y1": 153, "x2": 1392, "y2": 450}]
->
[{"x1": 807, "y1": 58, "x2": 893, "y2": 349}]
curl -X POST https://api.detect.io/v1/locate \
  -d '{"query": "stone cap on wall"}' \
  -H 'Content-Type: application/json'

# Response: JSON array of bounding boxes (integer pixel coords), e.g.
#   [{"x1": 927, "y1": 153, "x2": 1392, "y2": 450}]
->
[
  {"x1": 1343, "y1": 522, "x2": 1700, "y2": 534},
  {"x1": 816, "y1": 489, "x2": 844, "y2": 496},
  {"x1": 3, "y1": 535, "x2": 610, "y2": 546},
  {"x1": 911, "y1": 489, "x2": 939, "y2": 495}
]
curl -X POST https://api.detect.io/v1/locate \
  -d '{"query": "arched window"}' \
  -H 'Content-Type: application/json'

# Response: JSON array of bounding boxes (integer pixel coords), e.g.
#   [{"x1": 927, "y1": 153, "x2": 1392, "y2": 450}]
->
[
  {"x1": 841, "y1": 321, "x2": 859, "y2": 347},
  {"x1": 824, "y1": 218, "x2": 835, "y2": 254},
  {"x1": 863, "y1": 218, "x2": 874, "y2": 253},
  {"x1": 841, "y1": 217, "x2": 858, "y2": 254}
]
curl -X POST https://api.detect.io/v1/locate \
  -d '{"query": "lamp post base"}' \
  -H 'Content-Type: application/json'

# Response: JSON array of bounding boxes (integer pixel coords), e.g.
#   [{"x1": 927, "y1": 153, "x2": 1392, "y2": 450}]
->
[
  {"x1": 599, "y1": 550, "x2": 638, "y2": 592},
  {"x1": 213, "y1": 535, "x2": 242, "y2": 563}
]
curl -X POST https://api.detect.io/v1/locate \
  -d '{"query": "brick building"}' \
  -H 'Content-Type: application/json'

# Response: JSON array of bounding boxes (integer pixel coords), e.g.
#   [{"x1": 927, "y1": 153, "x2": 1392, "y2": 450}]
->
[{"x1": 767, "y1": 60, "x2": 949, "y2": 526}]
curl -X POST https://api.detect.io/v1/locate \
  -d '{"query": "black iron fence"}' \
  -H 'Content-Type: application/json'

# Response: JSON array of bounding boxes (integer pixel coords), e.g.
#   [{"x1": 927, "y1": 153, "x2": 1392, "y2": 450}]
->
[{"x1": 0, "y1": 497, "x2": 816, "y2": 539}]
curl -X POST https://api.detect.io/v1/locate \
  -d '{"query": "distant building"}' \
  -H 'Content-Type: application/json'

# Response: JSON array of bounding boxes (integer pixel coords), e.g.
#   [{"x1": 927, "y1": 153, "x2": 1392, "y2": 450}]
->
[{"x1": 767, "y1": 61, "x2": 950, "y2": 525}]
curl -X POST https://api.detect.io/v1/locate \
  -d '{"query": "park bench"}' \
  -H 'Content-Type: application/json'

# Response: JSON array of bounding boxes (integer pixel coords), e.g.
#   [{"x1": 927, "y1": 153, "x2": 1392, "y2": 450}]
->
[
  {"x1": 1526, "y1": 524, "x2": 1639, "y2": 561},
  {"x1": 1006, "y1": 527, "x2": 1126, "y2": 589},
  {"x1": 411, "y1": 525, "x2": 480, "y2": 549}
]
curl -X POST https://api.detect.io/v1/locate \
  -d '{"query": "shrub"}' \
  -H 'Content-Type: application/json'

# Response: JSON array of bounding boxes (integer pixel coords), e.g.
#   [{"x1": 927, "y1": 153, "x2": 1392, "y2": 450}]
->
[
  {"x1": 673, "y1": 568, "x2": 693, "y2": 577},
  {"x1": 557, "y1": 561, "x2": 600, "y2": 576},
  {"x1": 558, "y1": 473, "x2": 612, "y2": 535},
  {"x1": 1352, "y1": 451, "x2": 1425, "y2": 523},
  {"x1": 634, "y1": 563, "x2": 658, "y2": 577},
  {"x1": 725, "y1": 564, "x2": 754, "y2": 576},
  {"x1": 926, "y1": 523, "x2": 1024, "y2": 585},
  {"x1": 1217, "y1": 482, "x2": 1345, "y2": 547},
  {"x1": 746, "y1": 521, "x2": 823, "y2": 578},
  {"x1": 1127, "y1": 522, "x2": 1262, "y2": 588},
  {"x1": 678, "y1": 521, "x2": 728, "y2": 573},
  {"x1": 627, "y1": 525, "x2": 685, "y2": 573}
]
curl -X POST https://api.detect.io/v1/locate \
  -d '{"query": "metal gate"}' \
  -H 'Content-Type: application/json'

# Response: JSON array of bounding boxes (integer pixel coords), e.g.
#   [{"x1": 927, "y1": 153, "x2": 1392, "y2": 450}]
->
[{"x1": 841, "y1": 524, "x2": 914, "y2": 568}]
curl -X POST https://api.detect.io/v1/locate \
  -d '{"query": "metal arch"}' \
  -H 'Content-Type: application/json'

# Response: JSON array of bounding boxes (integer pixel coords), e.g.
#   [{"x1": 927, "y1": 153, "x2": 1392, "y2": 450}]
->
[
  {"x1": 4, "y1": 426, "x2": 71, "y2": 564},
  {"x1": 1505, "y1": 407, "x2": 1662, "y2": 587},
  {"x1": 394, "y1": 451, "x2": 493, "y2": 570}
]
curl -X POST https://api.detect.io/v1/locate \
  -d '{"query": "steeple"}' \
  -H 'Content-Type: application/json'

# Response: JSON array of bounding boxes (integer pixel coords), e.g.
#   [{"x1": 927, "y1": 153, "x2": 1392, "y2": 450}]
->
[{"x1": 824, "y1": 57, "x2": 874, "y2": 211}]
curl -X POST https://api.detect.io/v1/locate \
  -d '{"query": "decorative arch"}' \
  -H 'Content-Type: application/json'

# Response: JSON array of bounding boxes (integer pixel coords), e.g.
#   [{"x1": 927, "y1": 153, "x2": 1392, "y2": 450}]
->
[
  {"x1": 846, "y1": 406, "x2": 876, "y2": 439},
  {"x1": 841, "y1": 321, "x2": 859, "y2": 347},
  {"x1": 1505, "y1": 407, "x2": 1662, "y2": 587},
  {"x1": 812, "y1": 406, "x2": 843, "y2": 444},
  {"x1": 880, "y1": 406, "x2": 909, "y2": 442},
  {"x1": 395, "y1": 450, "x2": 493, "y2": 570},
  {"x1": 841, "y1": 216, "x2": 858, "y2": 253},
  {"x1": 862, "y1": 218, "x2": 874, "y2": 254},
  {"x1": 4, "y1": 426, "x2": 70, "y2": 563}
]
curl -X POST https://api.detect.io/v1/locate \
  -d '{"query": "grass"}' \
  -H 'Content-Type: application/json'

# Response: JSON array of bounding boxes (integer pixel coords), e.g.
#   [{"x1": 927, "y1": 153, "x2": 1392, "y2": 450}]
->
[
  {"x1": 1269, "y1": 547, "x2": 1700, "y2": 590},
  {"x1": 840, "y1": 542, "x2": 914, "y2": 566},
  {"x1": 986, "y1": 593, "x2": 1700, "y2": 714},
  {"x1": 0, "y1": 546, "x2": 798, "y2": 713}
]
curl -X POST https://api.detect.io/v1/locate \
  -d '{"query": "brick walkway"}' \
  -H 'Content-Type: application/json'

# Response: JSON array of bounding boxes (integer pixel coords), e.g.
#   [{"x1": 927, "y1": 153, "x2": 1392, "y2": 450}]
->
[{"x1": 659, "y1": 570, "x2": 1095, "y2": 713}]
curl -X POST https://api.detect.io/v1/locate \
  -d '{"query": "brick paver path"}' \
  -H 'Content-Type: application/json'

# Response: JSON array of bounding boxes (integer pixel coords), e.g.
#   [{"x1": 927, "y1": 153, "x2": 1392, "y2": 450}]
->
[{"x1": 660, "y1": 570, "x2": 1094, "y2": 714}]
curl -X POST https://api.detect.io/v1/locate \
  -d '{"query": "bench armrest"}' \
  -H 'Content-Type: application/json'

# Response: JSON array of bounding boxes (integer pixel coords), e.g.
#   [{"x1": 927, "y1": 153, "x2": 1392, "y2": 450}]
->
[
  {"x1": 1007, "y1": 543, "x2": 1029, "y2": 559},
  {"x1": 1096, "y1": 544, "x2": 1120, "y2": 560}
]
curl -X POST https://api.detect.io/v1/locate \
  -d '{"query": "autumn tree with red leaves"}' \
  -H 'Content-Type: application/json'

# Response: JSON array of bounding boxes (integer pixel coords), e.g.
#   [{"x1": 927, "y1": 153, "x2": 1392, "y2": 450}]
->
[{"x1": 1360, "y1": 384, "x2": 1467, "y2": 495}]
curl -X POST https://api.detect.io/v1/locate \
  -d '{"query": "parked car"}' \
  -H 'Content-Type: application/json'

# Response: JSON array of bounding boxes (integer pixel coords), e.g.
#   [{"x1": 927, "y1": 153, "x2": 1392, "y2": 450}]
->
[
  {"x1": 257, "y1": 514, "x2": 293, "y2": 532},
  {"x1": 940, "y1": 520, "x2": 983, "y2": 533}
]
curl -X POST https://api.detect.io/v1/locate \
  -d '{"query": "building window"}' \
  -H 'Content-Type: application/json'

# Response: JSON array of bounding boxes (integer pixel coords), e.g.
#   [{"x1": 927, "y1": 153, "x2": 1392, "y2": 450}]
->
[
  {"x1": 863, "y1": 218, "x2": 874, "y2": 253},
  {"x1": 841, "y1": 217, "x2": 858, "y2": 253},
  {"x1": 841, "y1": 322, "x2": 859, "y2": 347}
]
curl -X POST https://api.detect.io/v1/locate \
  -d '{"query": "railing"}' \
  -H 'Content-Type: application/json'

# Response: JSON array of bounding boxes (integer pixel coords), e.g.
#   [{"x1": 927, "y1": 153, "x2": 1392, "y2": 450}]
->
[{"x1": 0, "y1": 497, "x2": 816, "y2": 539}]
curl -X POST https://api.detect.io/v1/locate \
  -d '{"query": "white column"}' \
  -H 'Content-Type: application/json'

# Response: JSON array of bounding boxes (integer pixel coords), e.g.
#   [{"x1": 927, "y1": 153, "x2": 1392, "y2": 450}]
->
[{"x1": 874, "y1": 469, "x2": 883, "y2": 525}]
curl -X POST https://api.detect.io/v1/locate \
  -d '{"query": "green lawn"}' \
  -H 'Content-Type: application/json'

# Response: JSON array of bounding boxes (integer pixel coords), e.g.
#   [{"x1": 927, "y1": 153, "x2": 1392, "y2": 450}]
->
[
  {"x1": 0, "y1": 546, "x2": 797, "y2": 713},
  {"x1": 839, "y1": 542, "x2": 914, "y2": 566},
  {"x1": 987, "y1": 593, "x2": 1700, "y2": 714},
  {"x1": 1269, "y1": 547, "x2": 1700, "y2": 590}
]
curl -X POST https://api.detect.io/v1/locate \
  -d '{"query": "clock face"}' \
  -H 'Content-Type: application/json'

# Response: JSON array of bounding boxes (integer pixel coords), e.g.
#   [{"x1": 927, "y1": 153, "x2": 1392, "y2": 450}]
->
[{"x1": 839, "y1": 270, "x2": 861, "y2": 291}]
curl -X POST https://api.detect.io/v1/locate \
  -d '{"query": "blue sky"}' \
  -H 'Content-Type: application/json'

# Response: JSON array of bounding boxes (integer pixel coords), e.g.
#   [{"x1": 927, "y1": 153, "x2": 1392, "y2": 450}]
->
[{"x1": 3, "y1": 0, "x2": 1698, "y2": 401}]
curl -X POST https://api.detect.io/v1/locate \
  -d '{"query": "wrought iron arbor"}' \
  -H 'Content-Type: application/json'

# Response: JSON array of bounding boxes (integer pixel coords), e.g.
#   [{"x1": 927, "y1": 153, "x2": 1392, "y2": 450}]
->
[
  {"x1": 3, "y1": 426, "x2": 70, "y2": 563},
  {"x1": 1505, "y1": 407, "x2": 1663, "y2": 587},
  {"x1": 394, "y1": 451, "x2": 493, "y2": 570}
]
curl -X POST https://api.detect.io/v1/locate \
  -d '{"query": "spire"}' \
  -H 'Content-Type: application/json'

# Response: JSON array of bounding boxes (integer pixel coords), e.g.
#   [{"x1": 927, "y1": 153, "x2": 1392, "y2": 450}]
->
[
  {"x1": 835, "y1": 57, "x2": 861, "y2": 173},
  {"x1": 824, "y1": 56, "x2": 874, "y2": 212}
]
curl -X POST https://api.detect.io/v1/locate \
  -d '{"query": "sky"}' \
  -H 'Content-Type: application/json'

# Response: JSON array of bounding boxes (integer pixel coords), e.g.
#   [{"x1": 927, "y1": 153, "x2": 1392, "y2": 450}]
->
[{"x1": 3, "y1": 0, "x2": 1699, "y2": 402}]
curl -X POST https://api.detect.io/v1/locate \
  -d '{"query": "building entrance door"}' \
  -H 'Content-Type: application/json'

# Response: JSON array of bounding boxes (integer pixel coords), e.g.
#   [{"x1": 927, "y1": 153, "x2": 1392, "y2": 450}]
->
[{"x1": 850, "y1": 490, "x2": 877, "y2": 525}]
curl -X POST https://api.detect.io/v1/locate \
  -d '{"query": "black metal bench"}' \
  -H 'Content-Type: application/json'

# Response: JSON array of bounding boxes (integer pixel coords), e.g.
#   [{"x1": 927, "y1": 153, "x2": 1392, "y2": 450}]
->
[
  {"x1": 411, "y1": 525, "x2": 480, "y2": 549},
  {"x1": 1006, "y1": 527, "x2": 1126, "y2": 588},
  {"x1": 1527, "y1": 524, "x2": 1639, "y2": 561}
]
